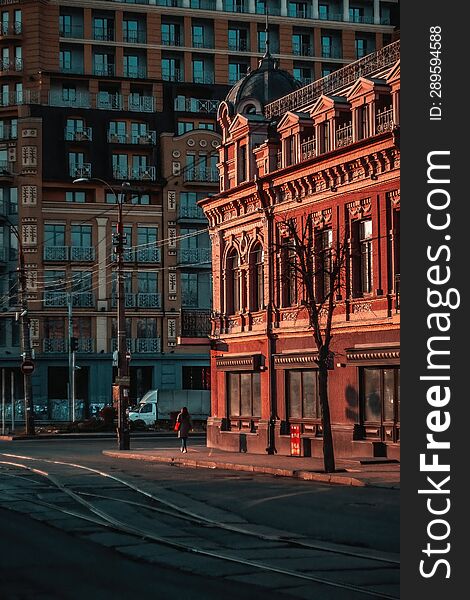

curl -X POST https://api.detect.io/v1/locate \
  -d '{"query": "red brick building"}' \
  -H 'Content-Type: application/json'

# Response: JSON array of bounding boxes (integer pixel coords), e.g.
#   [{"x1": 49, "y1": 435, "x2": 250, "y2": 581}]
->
[{"x1": 200, "y1": 41, "x2": 400, "y2": 459}]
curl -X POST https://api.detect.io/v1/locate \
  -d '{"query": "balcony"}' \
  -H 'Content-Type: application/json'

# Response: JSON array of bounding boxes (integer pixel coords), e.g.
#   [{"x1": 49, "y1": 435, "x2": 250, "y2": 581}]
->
[
  {"x1": 288, "y1": 6, "x2": 310, "y2": 19},
  {"x1": 93, "y1": 64, "x2": 115, "y2": 77},
  {"x1": 174, "y1": 96, "x2": 220, "y2": 113},
  {"x1": 1, "y1": 21, "x2": 22, "y2": 37},
  {"x1": 181, "y1": 310, "x2": 211, "y2": 338},
  {"x1": 321, "y1": 46, "x2": 342, "y2": 59},
  {"x1": 135, "y1": 337, "x2": 161, "y2": 354},
  {"x1": 129, "y1": 166, "x2": 156, "y2": 181},
  {"x1": 70, "y1": 247, "x2": 95, "y2": 262},
  {"x1": 60, "y1": 25, "x2": 84, "y2": 39},
  {"x1": 292, "y1": 44, "x2": 313, "y2": 57},
  {"x1": 228, "y1": 40, "x2": 248, "y2": 52},
  {"x1": 162, "y1": 37, "x2": 183, "y2": 47},
  {"x1": 97, "y1": 93, "x2": 123, "y2": 110},
  {"x1": 93, "y1": 27, "x2": 114, "y2": 41},
  {"x1": 0, "y1": 58, "x2": 23, "y2": 72},
  {"x1": 72, "y1": 293, "x2": 95, "y2": 308},
  {"x1": 335, "y1": 122, "x2": 352, "y2": 148},
  {"x1": 124, "y1": 30, "x2": 146, "y2": 44},
  {"x1": 183, "y1": 168, "x2": 218, "y2": 183},
  {"x1": 131, "y1": 131, "x2": 156, "y2": 145},
  {"x1": 49, "y1": 91, "x2": 91, "y2": 108},
  {"x1": 300, "y1": 137, "x2": 316, "y2": 160},
  {"x1": 69, "y1": 163, "x2": 91, "y2": 179},
  {"x1": 224, "y1": 1, "x2": 247, "y2": 12},
  {"x1": 376, "y1": 107, "x2": 394, "y2": 134},
  {"x1": 0, "y1": 160, "x2": 14, "y2": 177},
  {"x1": 111, "y1": 293, "x2": 137, "y2": 309},
  {"x1": 108, "y1": 132, "x2": 128, "y2": 144},
  {"x1": 64, "y1": 127, "x2": 92, "y2": 142},
  {"x1": 136, "y1": 293, "x2": 162, "y2": 309},
  {"x1": 60, "y1": 64, "x2": 84, "y2": 75},
  {"x1": 128, "y1": 95, "x2": 154, "y2": 112},
  {"x1": 178, "y1": 205, "x2": 206, "y2": 220},
  {"x1": 43, "y1": 247, "x2": 68, "y2": 261},
  {"x1": 177, "y1": 248, "x2": 211, "y2": 265},
  {"x1": 136, "y1": 247, "x2": 161, "y2": 263},
  {"x1": 44, "y1": 291, "x2": 66, "y2": 307},
  {"x1": 1, "y1": 90, "x2": 40, "y2": 107},
  {"x1": 124, "y1": 66, "x2": 148, "y2": 79},
  {"x1": 43, "y1": 338, "x2": 66, "y2": 353},
  {"x1": 162, "y1": 69, "x2": 183, "y2": 82},
  {"x1": 193, "y1": 38, "x2": 214, "y2": 49},
  {"x1": 193, "y1": 72, "x2": 215, "y2": 84}
]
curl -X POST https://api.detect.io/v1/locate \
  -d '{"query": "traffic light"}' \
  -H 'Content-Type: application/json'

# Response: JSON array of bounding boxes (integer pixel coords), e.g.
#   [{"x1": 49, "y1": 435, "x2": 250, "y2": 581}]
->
[{"x1": 70, "y1": 337, "x2": 79, "y2": 352}]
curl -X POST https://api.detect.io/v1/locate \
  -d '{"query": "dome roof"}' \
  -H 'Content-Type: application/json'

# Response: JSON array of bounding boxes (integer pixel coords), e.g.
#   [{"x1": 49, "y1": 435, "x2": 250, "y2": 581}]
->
[{"x1": 225, "y1": 53, "x2": 300, "y2": 115}]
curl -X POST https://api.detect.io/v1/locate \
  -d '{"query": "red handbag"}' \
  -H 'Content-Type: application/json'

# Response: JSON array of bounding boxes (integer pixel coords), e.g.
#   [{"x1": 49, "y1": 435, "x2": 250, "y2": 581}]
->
[{"x1": 174, "y1": 421, "x2": 180, "y2": 432}]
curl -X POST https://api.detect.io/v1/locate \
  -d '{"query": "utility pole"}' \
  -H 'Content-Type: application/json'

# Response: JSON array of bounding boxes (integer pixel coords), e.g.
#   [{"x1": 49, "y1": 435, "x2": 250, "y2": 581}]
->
[
  {"x1": 18, "y1": 247, "x2": 35, "y2": 435},
  {"x1": 67, "y1": 293, "x2": 77, "y2": 422},
  {"x1": 115, "y1": 182, "x2": 130, "y2": 450}
]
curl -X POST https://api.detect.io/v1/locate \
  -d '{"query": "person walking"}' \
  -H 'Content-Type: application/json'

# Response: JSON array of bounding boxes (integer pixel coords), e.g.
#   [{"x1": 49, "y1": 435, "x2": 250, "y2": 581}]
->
[{"x1": 175, "y1": 406, "x2": 192, "y2": 453}]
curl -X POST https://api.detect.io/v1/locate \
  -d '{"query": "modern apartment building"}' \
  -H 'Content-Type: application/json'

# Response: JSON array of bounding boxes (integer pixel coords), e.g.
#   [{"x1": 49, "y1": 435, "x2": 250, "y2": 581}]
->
[{"x1": 0, "y1": 0, "x2": 398, "y2": 422}]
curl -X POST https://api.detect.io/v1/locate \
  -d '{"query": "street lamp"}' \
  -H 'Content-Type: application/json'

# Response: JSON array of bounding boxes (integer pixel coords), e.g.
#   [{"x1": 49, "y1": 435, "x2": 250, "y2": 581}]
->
[
  {"x1": 3, "y1": 216, "x2": 35, "y2": 435},
  {"x1": 73, "y1": 178, "x2": 131, "y2": 450}
]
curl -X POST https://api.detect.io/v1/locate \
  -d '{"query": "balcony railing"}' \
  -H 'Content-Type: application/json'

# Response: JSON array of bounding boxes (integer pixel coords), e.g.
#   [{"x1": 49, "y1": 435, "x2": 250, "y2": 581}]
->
[
  {"x1": 162, "y1": 37, "x2": 183, "y2": 47},
  {"x1": 64, "y1": 127, "x2": 92, "y2": 142},
  {"x1": 182, "y1": 290, "x2": 198, "y2": 307},
  {"x1": 224, "y1": 2, "x2": 247, "y2": 12},
  {"x1": 183, "y1": 168, "x2": 218, "y2": 183},
  {"x1": 124, "y1": 66, "x2": 148, "y2": 79},
  {"x1": 177, "y1": 248, "x2": 211, "y2": 265},
  {"x1": 93, "y1": 64, "x2": 115, "y2": 77},
  {"x1": 97, "y1": 92, "x2": 123, "y2": 110},
  {"x1": 162, "y1": 69, "x2": 183, "y2": 82},
  {"x1": 49, "y1": 91, "x2": 91, "y2": 108},
  {"x1": 293, "y1": 44, "x2": 313, "y2": 57},
  {"x1": 0, "y1": 90, "x2": 39, "y2": 107},
  {"x1": 0, "y1": 57, "x2": 23, "y2": 71},
  {"x1": 136, "y1": 247, "x2": 161, "y2": 263},
  {"x1": 43, "y1": 338, "x2": 94, "y2": 353},
  {"x1": 335, "y1": 122, "x2": 353, "y2": 148},
  {"x1": 135, "y1": 337, "x2": 161, "y2": 354},
  {"x1": 265, "y1": 41, "x2": 400, "y2": 119},
  {"x1": 44, "y1": 291, "x2": 66, "y2": 307},
  {"x1": 123, "y1": 30, "x2": 146, "y2": 44},
  {"x1": 181, "y1": 310, "x2": 211, "y2": 338},
  {"x1": 44, "y1": 246, "x2": 69, "y2": 261},
  {"x1": 178, "y1": 205, "x2": 206, "y2": 220},
  {"x1": 108, "y1": 132, "x2": 128, "y2": 144},
  {"x1": 193, "y1": 72, "x2": 215, "y2": 84},
  {"x1": 193, "y1": 38, "x2": 214, "y2": 49},
  {"x1": 93, "y1": 27, "x2": 114, "y2": 41},
  {"x1": 174, "y1": 96, "x2": 220, "y2": 113},
  {"x1": 128, "y1": 95, "x2": 155, "y2": 112},
  {"x1": 136, "y1": 292, "x2": 162, "y2": 309},
  {"x1": 321, "y1": 46, "x2": 341, "y2": 59},
  {"x1": 60, "y1": 25, "x2": 84, "y2": 38},
  {"x1": 376, "y1": 107, "x2": 394, "y2": 134},
  {"x1": 60, "y1": 64, "x2": 84, "y2": 75},
  {"x1": 111, "y1": 338, "x2": 134, "y2": 352},
  {"x1": 70, "y1": 247, "x2": 95, "y2": 262},
  {"x1": 131, "y1": 131, "x2": 156, "y2": 145},
  {"x1": 69, "y1": 163, "x2": 91, "y2": 179},
  {"x1": 44, "y1": 291, "x2": 95, "y2": 308},
  {"x1": 129, "y1": 166, "x2": 156, "y2": 181},
  {"x1": 111, "y1": 293, "x2": 137, "y2": 308},
  {"x1": 72, "y1": 293, "x2": 95, "y2": 308},
  {"x1": 300, "y1": 137, "x2": 316, "y2": 160},
  {"x1": 228, "y1": 40, "x2": 248, "y2": 52},
  {"x1": 1, "y1": 21, "x2": 22, "y2": 36}
]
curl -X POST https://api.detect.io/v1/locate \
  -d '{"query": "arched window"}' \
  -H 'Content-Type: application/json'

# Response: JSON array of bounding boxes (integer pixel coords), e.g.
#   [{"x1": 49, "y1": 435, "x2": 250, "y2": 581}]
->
[
  {"x1": 251, "y1": 244, "x2": 264, "y2": 311},
  {"x1": 226, "y1": 249, "x2": 240, "y2": 314}
]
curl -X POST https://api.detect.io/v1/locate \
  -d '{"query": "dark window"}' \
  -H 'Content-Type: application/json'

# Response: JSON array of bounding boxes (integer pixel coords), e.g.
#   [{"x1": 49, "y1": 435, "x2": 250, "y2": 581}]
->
[
  {"x1": 316, "y1": 228, "x2": 332, "y2": 301},
  {"x1": 252, "y1": 244, "x2": 264, "y2": 311},
  {"x1": 287, "y1": 370, "x2": 320, "y2": 419},
  {"x1": 239, "y1": 145, "x2": 247, "y2": 182},
  {"x1": 353, "y1": 219, "x2": 373, "y2": 296},
  {"x1": 227, "y1": 249, "x2": 241, "y2": 314},
  {"x1": 282, "y1": 241, "x2": 298, "y2": 307},
  {"x1": 227, "y1": 372, "x2": 261, "y2": 417},
  {"x1": 182, "y1": 366, "x2": 211, "y2": 390},
  {"x1": 66, "y1": 191, "x2": 86, "y2": 203},
  {"x1": 361, "y1": 367, "x2": 400, "y2": 425}
]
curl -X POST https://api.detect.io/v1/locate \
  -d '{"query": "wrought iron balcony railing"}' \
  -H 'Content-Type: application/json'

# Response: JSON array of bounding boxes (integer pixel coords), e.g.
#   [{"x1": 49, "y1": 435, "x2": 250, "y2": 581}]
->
[
  {"x1": 136, "y1": 292, "x2": 162, "y2": 309},
  {"x1": 178, "y1": 205, "x2": 206, "y2": 220},
  {"x1": 162, "y1": 69, "x2": 183, "y2": 82},
  {"x1": 135, "y1": 337, "x2": 161, "y2": 354},
  {"x1": 123, "y1": 30, "x2": 146, "y2": 44},
  {"x1": 69, "y1": 163, "x2": 91, "y2": 179},
  {"x1": 124, "y1": 66, "x2": 148, "y2": 79},
  {"x1": 128, "y1": 95, "x2": 154, "y2": 112},
  {"x1": 97, "y1": 92, "x2": 123, "y2": 110},
  {"x1": 64, "y1": 127, "x2": 92, "y2": 142},
  {"x1": 0, "y1": 58, "x2": 23, "y2": 71},
  {"x1": 108, "y1": 132, "x2": 128, "y2": 144},
  {"x1": 335, "y1": 122, "x2": 353, "y2": 148},
  {"x1": 183, "y1": 168, "x2": 218, "y2": 183},
  {"x1": 111, "y1": 293, "x2": 136, "y2": 308},
  {"x1": 131, "y1": 131, "x2": 157, "y2": 145},
  {"x1": 129, "y1": 166, "x2": 156, "y2": 181},
  {"x1": 0, "y1": 160, "x2": 13, "y2": 175},
  {"x1": 181, "y1": 310, "x2": 211, "y2": 338},
  {"x1": 228, "y1": 40, "x2": 248, "y2": 52},
  {"x1": 193, "y1": 72, "x2": 215, "y2": 84},
  {"x1": 44, "y1": 291, "x2": 67, "y2": 307},
  {"x1": 293, "y1": 44, "x2": 313, "y2": 57},
  {"x1": 376, "y1": 106, "x2": 394, "y2": 134},
  {"x1": 93, "y1": 64, "x2": 115, "y2": 77},
  {"x1": 136, "y1": 247, "x2": 161, "y2": 263},
  {"x1": 300, "y1": 137, "x2": 316, "y2": 160},
  {"x1": 174, "y1": 96, "x2": 220, "y2": 113},
  {"x1": 193, "y1": 38, "x2": 214, "y2": 49},
  {"x1": 49, "y1": 91, "x2": 91, "y2": 108},
  {"x1": 43, "y1": 338, "x2": 94, "y2": 353},
  {"x1": 93, "y1": 27, "x2": 114, "y2": 41},
  {"x1": 43, "y1": 246, "x2": 69, "y2": 261},
  {"x1": 70, "y1": 247, "x2": 95, "y2": 262},
  {"x1": 177, "y1": 248, "x2": 211, "y2": 265}
]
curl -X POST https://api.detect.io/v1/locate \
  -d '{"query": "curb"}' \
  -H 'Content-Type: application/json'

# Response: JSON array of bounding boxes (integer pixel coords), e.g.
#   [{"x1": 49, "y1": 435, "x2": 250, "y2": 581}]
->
[
  {"x1": 0, "y1": 432, "x2": 206, "y2": 442},
  {"x1": 102, "y1": 450, "x2": 374, "y2": 487}
]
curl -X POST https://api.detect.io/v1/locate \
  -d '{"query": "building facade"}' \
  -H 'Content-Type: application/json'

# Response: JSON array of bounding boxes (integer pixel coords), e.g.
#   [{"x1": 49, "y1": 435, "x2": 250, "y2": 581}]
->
[
  {"x1": 0, "y1": 0, "x2": 398, "y2": 422},
  {"x1": 200, "y1": 40, "x2": 400, "y2": 459}
]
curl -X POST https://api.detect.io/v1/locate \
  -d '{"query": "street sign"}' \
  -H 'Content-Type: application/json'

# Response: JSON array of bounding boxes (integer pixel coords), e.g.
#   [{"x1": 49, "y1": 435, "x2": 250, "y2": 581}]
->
[
  {"x1": 21, "y1": 360, "x2": 35, "y2": 375},
  {"x1": 115, "y1": 376, "x2": 130, "y2": 386}
]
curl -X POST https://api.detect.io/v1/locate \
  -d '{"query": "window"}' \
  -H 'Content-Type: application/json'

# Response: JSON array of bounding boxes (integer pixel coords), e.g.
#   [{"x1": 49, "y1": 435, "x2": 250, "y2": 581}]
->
[
  {"x1": 227, "y1": 372, "x2": 261, "y2": 417},
  {"x1": 354, "y1": 219, "x2": 373, "y2": 295},
  {"x1": 228, "y1": 28, "x2": 248, "y2": 51},
  {"x1": 239, "y1": 145, "x2": 247, "y2": 182},
  {"x1": 112, "y1": 154, "x2": 128, "y2": 179},
  {"x1": 68, "y1": 151, "x2": 85, "y2": 171},
  {"x1": 138, "y1": 272, "x2": 157, "y2": 294},
  {"x1": 349, "y1": 7, "x2": 363, "y2": 23},
  {"x1": 359, "y1": 105, "x2": 369, "y2": 140},
  {"x1": 161, "y1": 23, "x2": 182, "y2": 46},
  {"x1": 355, "y1": 38, "x2": 367, "y2": 59},
  {"x1": 316, "y1": 228, "x2": 332, "y2": 301},
  {"x1": 181, "y1": 272, "x2": 198, "y2": 307},
  {"x1": 44, "y1": 317, "x2": 65, "y2": 339},
  {"x1": 162, "y1": 57, "x2": 182, "y2": 81},
  {"x1": 361, "y1": 367, "x2": 400, "y2": 429},
  {"x1": 130, "y1": 122, "x2": 149, "y2": 143},
  {"x1": 72, "y1": 271, "x2": 92, "y2": 292},
  {"x1": 227, "y1": 249, "x2": 241, "y2": 314},
  {"x1": 319, "y1": 4, "x2": 329, "y2": 20},
  {"x1": 59, "y1": 50, "x2": 72, "y2": 71},
  {"x1": 287, "y1": 370, "x2": 320, "y2": 419},
  {"x1": 71, "y1": 225, "x2": 92, "y2": 248},
  {"x1": 131, "y1": 193, "x2": 150, "y2": 205},
  {"x1": 178, "y1": 121, "x2": 194, "y2": 135},
  {"x1": 93, "y1": 52, "x2": 114, "y2": 76},
  {"x1": 282, "y1": 241, "x2": 298, "y2": 307},
  {"x1": 62, "y1": 86, "x2": 76, "y2": 102},
  {"x1": 198, "y1": 122, "x2": 215, "y2": 130},
  {"x1": 93, "y1": 17, "x2": 114, "y2": 41},
  {"x1": 137, "y1": 318, "x2": 157, "y2": 339},
  {"x1": 251, "y1": 244, "x2": 264, "y2": 311},
  {"x1": 44, "y1": 224, "x2": 65, "y2": 247},
  {"x1": 293, "y1": 65, "x2": 312, "y2": 85},
  {"x1": 183, "y1": 366, "x2": 211, "y2": 390},
  {"x1": 66, "y1": 191, "x2": 86, "y2": 203},
  {"x1": 228, "y1": 62, "x2": 248, "y2": 84},
  {"x1": 109, "y1": 121, "x2": 127, "y2": 142}
]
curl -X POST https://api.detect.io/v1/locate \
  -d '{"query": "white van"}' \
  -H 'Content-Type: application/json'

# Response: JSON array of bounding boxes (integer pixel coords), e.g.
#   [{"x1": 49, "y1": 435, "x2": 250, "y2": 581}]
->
[{"x1": 128, "y1": 389, "x2": 210, "y2": 428}]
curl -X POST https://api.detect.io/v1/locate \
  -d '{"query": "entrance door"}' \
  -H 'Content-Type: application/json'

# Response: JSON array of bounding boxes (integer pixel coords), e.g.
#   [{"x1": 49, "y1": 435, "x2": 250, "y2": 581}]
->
[{"x1": 360, "y1": 367, "x2": 400, "y2": 442}]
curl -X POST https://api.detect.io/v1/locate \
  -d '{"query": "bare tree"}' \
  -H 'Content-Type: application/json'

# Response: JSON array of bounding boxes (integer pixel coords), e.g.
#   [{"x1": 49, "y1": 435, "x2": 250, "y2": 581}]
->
[{"x1": 278, "y1": 214, "x2": 347, "y2": 473}]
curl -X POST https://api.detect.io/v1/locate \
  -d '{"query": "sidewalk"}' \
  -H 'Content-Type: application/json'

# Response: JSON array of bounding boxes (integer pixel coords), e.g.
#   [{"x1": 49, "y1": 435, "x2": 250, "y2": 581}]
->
[
  {"x1": 103, "y1": 446, "x2": 400, "y2": 489},
  {"x1": 0, "y1": 431, "x2": 206, "y2": 442}
]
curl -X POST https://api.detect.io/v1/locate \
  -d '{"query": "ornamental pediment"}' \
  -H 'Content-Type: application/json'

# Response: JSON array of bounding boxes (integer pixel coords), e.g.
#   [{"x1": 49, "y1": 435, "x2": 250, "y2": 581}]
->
[
  {"x1": 277, "y1": 111, "x2": 311, "y2": 133},
  {"x1": 346, "y1": 77, "x2": 389, "y2": 102}
]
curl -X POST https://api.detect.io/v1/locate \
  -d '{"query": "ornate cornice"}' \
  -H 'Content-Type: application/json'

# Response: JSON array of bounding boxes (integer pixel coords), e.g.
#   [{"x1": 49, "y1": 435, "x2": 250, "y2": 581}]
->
[
  {"x1": 216, "y1": 353, "x2": 262, "y2": 371},
  {"x1": 274, "y1": 352, "x2": 319, "y2": 369},
  {"x1": 346, "y1": 345, "x2": 400, "y2": 365}
]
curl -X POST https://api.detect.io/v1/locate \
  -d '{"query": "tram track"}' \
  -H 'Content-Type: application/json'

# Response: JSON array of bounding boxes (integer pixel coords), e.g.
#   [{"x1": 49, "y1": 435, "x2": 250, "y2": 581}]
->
[{"x1": 0, "y1": 453, "x2": 400, "y2": 600}]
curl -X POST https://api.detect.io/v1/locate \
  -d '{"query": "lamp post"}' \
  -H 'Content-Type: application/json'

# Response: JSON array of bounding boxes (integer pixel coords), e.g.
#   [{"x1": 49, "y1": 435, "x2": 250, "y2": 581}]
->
[
  {"x1": 4, "y1": 217, "x2": 35, "y2": 435},
  {"x1": 73, "y1": 177, "x2": 131, "y2": 450}
]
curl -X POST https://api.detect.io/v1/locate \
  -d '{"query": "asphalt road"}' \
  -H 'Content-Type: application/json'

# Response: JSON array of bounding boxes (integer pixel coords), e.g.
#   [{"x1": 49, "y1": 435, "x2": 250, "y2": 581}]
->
[{"x1": 0, "y1": 438, "x2": 400, "y2": 599}]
